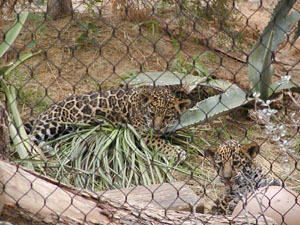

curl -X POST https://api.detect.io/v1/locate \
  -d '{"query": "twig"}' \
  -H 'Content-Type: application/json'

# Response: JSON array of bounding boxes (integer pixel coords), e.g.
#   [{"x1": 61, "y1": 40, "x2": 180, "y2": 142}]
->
[{"x1": 287, "y1": 91, "x2": 300, "y2": 110}]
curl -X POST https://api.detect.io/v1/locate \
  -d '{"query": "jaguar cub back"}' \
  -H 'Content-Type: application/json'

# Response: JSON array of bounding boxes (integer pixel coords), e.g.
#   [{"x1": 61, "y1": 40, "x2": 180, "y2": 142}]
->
[{"x1": 25, "y1": 86, "x2": 191, "y2": 145}]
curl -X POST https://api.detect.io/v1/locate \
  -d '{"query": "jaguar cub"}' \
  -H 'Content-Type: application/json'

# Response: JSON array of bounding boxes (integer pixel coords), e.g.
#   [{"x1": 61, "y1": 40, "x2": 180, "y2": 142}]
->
[
  {"x1": 205, "y1": 140, "x2": 281, "y2": 215},
  {"x1": 25, "y1": 86, "x2": 191, "y2": 161}
]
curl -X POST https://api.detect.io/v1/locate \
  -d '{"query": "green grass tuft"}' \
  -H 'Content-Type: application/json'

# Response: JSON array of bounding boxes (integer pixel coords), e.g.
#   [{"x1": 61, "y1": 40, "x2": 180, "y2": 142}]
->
[{"x1": 30, "y1": 123, "x2": 190, "y2": 191}]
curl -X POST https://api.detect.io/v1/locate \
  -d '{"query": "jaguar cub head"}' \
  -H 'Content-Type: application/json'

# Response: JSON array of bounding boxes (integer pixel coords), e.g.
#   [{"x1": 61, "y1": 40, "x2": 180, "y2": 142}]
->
[
  {"x1": 139, "y1": 88, "x2": 191, "y2": 133},
  {"x1": 204, "y1": 140, "x2": 259, "y2": 186}
]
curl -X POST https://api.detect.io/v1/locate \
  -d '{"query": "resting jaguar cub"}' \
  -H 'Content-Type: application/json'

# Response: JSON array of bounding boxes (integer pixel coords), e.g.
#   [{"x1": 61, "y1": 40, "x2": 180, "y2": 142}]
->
[
  {"x1": 205, "y1": 140, "x2": 282, "y2": 215},
  {"x1": 25, "y1": 86, "x2": 191, "y2": 161}
]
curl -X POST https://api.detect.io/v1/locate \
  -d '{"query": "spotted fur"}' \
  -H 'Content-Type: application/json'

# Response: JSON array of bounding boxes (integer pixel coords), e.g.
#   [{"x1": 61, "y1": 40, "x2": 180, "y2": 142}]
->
[
  {"x1": 205, "y1": 140, "x2": 282, "y2": 215},
  {"x1": 25, "y1": 86, "x2": 191, "y2": 160}
]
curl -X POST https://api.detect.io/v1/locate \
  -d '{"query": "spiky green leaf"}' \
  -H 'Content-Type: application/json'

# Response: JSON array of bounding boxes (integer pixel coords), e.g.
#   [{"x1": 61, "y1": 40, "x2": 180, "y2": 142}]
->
[
  {"x1": 126, "y1": 71, "x2": 206, "y2": 93},
  {"x1": 167, "y1": 81, "x2": 253, "y2": 132},
  {"x1": 248, "y1": 0, "x2": 300, "y2": 100}
]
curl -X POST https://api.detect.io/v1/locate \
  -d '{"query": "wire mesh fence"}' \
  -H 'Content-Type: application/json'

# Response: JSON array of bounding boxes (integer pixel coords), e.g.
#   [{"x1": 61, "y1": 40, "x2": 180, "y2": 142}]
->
[{"x1": 0, "y1": 0, "x2": 300, "y2": 224}]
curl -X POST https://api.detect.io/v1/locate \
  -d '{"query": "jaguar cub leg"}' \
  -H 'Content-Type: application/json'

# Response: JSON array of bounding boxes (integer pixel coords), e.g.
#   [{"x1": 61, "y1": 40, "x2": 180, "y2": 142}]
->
[
  {"x1": 211, "y1": 194, "x2": 232, "y2": 215},
  {"x1": 142, "y1": 136, "x2": 186, "y2": 162}
]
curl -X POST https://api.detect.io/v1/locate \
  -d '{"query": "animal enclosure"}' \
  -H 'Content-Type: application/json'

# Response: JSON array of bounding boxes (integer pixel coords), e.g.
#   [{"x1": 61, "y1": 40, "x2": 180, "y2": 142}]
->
[{"x1": 0, "y1": 0, "x2": 300, "y2": 224}]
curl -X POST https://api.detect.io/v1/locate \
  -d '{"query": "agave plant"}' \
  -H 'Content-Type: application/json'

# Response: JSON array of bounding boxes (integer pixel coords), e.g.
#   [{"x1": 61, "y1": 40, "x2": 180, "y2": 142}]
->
[
  {"x1": 0, "y1": 11, "x2": 41, "y2": 170},
  {"x1": 248, "y1": 0, "x2": 300, "y2": 100}
]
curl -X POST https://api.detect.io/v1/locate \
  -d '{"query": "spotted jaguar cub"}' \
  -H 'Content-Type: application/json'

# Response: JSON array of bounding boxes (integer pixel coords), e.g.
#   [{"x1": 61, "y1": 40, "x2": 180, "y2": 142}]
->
[
  {"x1": 205, "y1": 140, "x2": 282, "y2": 215},
  {"x1": 25, "y1": 86, "x2": 191, "y2": 161}
]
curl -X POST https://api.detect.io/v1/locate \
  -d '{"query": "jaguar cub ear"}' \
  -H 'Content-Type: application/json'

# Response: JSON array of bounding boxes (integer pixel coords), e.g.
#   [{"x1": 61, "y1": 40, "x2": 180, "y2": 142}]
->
[
  {"x1": 175, "y1": 99, "x2": 191, "y2": 115},
  {"x1": 204, "y1": 146, "x2": 217, "y2": 160},
  {"x1": 242, "y1": 142, "x2": 259, "y2": 159}
]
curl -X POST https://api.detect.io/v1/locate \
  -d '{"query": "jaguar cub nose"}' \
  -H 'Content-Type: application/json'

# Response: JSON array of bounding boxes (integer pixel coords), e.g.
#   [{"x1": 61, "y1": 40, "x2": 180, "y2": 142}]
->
[
  {"x1": 223, "y1": 168, "x2": 232, "y2": 181},
  {"x1": 222, "y1": 173, "x2": 233, "y2": 187},
  {"x1": 153, "y1": 117, "x2": 163, "y2": 131}
]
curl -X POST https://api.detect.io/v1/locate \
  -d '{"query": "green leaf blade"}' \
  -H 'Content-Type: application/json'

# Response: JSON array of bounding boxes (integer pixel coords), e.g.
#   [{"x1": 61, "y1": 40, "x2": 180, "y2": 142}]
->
[{"x1": 0, "y1": 11, "x2": 29, "y2": 58}]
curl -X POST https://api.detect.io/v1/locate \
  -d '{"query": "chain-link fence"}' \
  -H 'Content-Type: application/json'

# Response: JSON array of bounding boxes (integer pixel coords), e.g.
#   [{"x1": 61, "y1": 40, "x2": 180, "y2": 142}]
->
[{"x1": 1, "y1": 0, "x2": 300, "y2": 224}]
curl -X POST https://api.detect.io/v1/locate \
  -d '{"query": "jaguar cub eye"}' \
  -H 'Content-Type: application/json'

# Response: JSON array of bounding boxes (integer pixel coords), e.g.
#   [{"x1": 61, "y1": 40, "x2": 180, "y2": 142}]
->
[
  {"x1": 232, "y1": 161, "x2": 239, "y2": 166},
  {"x1": 164, "y1": 115, "x2": 170, "y2": 120}
]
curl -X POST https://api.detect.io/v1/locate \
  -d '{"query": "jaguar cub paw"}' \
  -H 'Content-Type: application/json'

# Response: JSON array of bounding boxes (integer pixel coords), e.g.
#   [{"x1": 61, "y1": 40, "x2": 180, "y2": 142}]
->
[
  {"x1": 210, "y1": 199, "x2": 227, "y2": 215},
  {"x1": 163, "y1": 145, "x2": 186, "y2": 163}
]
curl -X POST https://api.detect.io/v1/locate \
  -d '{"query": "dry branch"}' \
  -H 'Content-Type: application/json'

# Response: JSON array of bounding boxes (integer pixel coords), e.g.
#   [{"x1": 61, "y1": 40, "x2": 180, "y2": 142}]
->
[
  {"x1": 97, "y1": 182, "x2": 204, "y2": 212},
  {"x1": 0, "y1": 160, "x2": 276, "y2": 224}
]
